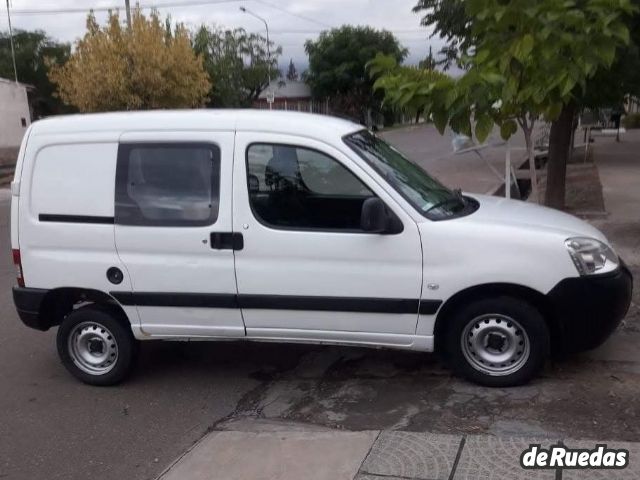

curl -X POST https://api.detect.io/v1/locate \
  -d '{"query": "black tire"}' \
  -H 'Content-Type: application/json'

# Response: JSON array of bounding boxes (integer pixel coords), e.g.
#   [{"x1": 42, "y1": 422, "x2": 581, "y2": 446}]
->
[
  {"x1": 57, "y1": 305, "x2": 138, "y2": 386},
  {"x1": 441, "y1": 296, "x2": 550, "y2": 387}
]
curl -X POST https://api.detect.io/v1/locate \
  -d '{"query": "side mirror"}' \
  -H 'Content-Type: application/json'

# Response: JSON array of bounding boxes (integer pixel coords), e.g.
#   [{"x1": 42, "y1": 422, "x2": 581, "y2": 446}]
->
[{"x1": 360, "y1": 197, "x2": 402, "y2": 234}]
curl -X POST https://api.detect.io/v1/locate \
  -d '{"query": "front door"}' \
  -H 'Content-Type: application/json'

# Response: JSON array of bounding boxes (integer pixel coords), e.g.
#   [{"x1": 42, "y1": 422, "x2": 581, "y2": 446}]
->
[
  {"x1": 113, "y1": 131, "x2": 244, "y2": 338},
  {"x1": 232, "y1": 132, "x2": 423, "y2": 347}
]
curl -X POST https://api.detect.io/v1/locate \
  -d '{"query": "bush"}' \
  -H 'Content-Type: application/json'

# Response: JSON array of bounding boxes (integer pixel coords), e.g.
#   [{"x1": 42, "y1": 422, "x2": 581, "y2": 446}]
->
[{"x1": 622, "y1": 113, "x2": 640, "y2": 129}]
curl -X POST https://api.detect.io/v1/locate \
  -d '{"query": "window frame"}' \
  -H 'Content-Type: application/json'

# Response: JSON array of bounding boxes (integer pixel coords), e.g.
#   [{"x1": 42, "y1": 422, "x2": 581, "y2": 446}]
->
[
  {"x1": 244, "y1": 141, "x2": 401, "y2": 234},
  {"x1": 115, "y1": 141, "x2": 221, "y2": 227}
]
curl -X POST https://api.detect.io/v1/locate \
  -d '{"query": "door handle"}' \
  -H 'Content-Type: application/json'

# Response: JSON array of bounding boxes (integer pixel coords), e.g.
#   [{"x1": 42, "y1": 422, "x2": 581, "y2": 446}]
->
[{"x1": 210, "y1": 232, "x2": 244, "y2": 251}]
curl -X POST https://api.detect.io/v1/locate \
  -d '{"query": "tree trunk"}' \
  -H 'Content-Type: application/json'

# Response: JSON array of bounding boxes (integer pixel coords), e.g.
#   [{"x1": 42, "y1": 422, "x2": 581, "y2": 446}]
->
[{"x1": 544, "y1": 103, "x2": 576, "y2": 209}]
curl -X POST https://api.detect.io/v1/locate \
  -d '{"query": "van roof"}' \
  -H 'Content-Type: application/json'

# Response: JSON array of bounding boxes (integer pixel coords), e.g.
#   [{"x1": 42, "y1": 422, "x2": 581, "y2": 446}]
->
[{"x1": 30, "y1": 109, "x2": 364, "y2": 140}]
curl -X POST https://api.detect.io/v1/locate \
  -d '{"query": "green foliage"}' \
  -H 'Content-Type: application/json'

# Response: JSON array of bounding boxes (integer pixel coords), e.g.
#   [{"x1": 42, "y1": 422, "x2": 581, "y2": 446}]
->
[
  {"x1": 418, "y1": 46, "x2": 437, "y2": 70},
  {"x1": 583, "y1": 0, "x2": 640, "y2": 109},
  {"x1": 372, "y1": 0, "x2": 634, "y2": 143},
  {"x1": 304, "y1": 26, "x2": 407, "y2": 120},
  {"x1": 193, "y1": 26, "x2": 281, "y2": 108},
  {"x1": 412, "y1": 0, "x2": 471, "y2": 69},
  {"x1": 0, "y1": 30, "x2": 71, "y2": 117},
  {"x1": 623, "y1": 112, "x2": 640, "y2": 128},
  {"x1": 369, "y1": 53, "x2": 451, "y2": 125},
  {"x1": 286, "y1": 59, "x2": 298, "y2": 81}
]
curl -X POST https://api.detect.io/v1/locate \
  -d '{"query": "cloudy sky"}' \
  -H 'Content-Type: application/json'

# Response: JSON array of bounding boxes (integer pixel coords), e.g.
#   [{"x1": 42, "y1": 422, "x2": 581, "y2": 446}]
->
[{"x1": 2, "y1": 0, "x2": 443, "y2": 71}]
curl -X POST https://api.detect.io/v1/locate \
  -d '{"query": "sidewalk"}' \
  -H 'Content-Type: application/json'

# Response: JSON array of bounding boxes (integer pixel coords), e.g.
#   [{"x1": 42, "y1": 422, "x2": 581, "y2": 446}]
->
[
  {"x1": 157, "y1": 418, "x2": 640, "y2": 480},
  {"x1": 589, "y1": 130, "x2": 640, "y2": 269}
]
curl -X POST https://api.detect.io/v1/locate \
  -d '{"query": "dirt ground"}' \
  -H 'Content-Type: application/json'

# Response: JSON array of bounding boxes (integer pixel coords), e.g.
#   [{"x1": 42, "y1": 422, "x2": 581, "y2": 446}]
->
[{"x1": 536, "y1": 148, "x2": 607, "y2": 214}]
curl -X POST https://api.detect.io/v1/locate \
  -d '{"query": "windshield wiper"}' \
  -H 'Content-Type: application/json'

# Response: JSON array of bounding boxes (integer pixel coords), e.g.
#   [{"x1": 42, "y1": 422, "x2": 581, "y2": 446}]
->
[{"x1": 424, "y1": 189, "x2": 466, "y2": 215}]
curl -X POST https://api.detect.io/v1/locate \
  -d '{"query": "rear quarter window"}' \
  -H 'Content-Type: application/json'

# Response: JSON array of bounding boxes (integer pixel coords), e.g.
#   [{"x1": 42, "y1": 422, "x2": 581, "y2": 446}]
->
[{"x1": 30, "y1": 143, "x2": 118, "y2": 218}]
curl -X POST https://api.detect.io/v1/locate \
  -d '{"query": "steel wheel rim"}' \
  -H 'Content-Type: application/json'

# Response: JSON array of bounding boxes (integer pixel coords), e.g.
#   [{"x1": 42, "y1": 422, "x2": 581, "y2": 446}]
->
[
  {"x1": 68, "y1": 321, "x2": 118, "y2": 375},
  {"x1": 461, "y1": 313, "x2": 530, "y2": 376}
]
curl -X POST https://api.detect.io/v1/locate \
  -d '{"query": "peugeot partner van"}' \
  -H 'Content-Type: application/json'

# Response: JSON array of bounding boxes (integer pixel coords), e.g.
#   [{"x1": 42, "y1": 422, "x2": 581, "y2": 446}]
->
[{"x1": 11, "y1": 110, "x2": 632, "y2": 387}]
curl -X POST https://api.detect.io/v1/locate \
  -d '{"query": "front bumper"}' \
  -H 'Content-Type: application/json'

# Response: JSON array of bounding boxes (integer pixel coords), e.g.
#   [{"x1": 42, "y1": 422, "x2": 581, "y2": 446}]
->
[
  {"x1": 13, "y1": 286, "x2": 49, "y2": 331},
  {"x1": 547, "y1": 264, "x2": 633, "y2": 353}
]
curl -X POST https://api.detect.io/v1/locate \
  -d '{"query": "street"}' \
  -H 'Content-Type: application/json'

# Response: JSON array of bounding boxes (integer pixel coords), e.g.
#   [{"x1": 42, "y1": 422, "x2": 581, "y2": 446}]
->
[{"x1": 0, "y1": 130, "x2": 638, "y2": 480}]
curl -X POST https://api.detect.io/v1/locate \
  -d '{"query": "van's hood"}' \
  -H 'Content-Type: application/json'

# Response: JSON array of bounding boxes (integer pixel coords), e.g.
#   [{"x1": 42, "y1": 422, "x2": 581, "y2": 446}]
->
[{"x1": 461, "y1": 193, "x2": 608, "y2": 243}]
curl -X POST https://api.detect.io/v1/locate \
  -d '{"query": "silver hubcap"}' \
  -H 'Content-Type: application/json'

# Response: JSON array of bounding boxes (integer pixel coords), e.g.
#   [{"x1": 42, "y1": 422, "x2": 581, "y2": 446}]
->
[
  {"x1": 68, "y1": 321, "x2": 118, "y2": 375},
  {"x1": 461, "y1": 314, "x2": 530, "y2": 376}
]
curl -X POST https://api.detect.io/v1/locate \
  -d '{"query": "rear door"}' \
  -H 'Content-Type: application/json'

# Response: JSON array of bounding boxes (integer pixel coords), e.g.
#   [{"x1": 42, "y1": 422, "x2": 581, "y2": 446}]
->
[
  {"x1": 112, "y1": 131, "x2": 244, "y2": 338},
  {"x1": 232, "y1": 132, "x2": 424, "y2": 347}
]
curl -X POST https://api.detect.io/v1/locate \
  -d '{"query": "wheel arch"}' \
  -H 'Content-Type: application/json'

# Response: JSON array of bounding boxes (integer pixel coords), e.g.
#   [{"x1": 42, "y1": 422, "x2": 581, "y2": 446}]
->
[
  {"x1": 39, "y1": 287, "x2": 130, "y2": 330},
  {"x1": 433, "y1": 282, "x2": 560, "y2": 354}
]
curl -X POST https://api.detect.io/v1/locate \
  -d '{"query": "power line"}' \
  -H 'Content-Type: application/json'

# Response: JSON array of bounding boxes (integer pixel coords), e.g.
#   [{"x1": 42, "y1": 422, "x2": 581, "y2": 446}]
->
[
  {"x1": 9, "y1": 0, "x2": 334, "y2": 28},
  {"x1": 9, "y1": 0, "x2": 243, "y2": 16},
  {"x1": 6, "y1": 0, "x2": 429, "y2": 40},
  {"x1": 255, "y1": 0, "x2": 331, "y2": 28},
  {"x1": 269, "y1": 29, "x2": 426, "y2": 35}
]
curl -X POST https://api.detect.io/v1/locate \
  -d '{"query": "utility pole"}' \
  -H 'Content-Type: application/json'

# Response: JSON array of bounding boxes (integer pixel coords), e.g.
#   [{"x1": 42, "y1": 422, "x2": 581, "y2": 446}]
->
[
  {"x1": 240, "y1": 6, "x2": 272, "y2": 110},
  {"x1": 5, "y1": 0, "x2": 18, "y2": 83},
  {"x1": 124, "y1": 0, "x2": 132, "y2": 28}
]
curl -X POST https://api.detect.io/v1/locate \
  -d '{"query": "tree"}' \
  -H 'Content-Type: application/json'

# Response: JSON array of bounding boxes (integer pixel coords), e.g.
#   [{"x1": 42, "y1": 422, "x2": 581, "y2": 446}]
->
[
  {"x1": 419, "y1": 46, "x2": 437, "y2": 70},
  {"x1": 370, "y1": 55, "x2": 449, "y2": 122},
  {"x1": 286, "y1": 59, "x2": 298, "y2": 81},
  {"x1": 0, "y1": 30, "x2": 71, "y2": 117},
  {"x1": 412, "y1": 0, "x2": 470, "y2": 69},
  {"x1": 49, "y1": 9, "x2": 210, "y2": 112},
  {"x1": 582, "y1": 1, "x2": 640, "y2": 109},
  {"x1": 193, "y1": 26, "x2": 281, "y2": 108},
  {"x1": 304, "y1": 26, "x2": 407, "y2": 122},
  {"x1": 371, "y1": 0, "x2": 633, "y2": 205}
]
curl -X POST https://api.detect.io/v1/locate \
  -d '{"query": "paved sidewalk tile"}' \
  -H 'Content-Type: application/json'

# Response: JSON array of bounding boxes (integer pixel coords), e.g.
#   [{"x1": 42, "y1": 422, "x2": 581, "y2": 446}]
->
[
  {"x1": 360, "y1": 431, "x2": 462, "y2": 480},
  {"x1": 453, "y1": 435, "x2": 556, "y2": 480},
  {"x1": 159, "y1": 430, "x2": 379, "y2": 480},
  {"x1": 355, "y1": 475, "x2": 407, "y2": 480},
  {"x1": 562, "y1": 439, "x2": 640, "y2": 480}
]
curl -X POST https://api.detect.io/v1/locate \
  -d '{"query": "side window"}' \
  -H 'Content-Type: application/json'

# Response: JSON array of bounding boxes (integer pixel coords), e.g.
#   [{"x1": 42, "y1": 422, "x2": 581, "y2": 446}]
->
[
  {"x1": 116, "y1": 143, "x2": 220, "y2": 226},
  {"x1": 247, "y1": 143, "x2": 374, "y2": 231}
]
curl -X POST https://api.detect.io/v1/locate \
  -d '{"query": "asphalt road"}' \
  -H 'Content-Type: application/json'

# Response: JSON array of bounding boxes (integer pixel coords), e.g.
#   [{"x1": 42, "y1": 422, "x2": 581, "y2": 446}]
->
[{"x1": 1, "y1": 132, "x2": 638, "y2": 480}]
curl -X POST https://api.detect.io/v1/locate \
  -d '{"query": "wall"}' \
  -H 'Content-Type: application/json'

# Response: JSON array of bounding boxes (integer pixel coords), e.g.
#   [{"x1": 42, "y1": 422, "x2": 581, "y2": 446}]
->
[{"x1": 0, "y1": 79, "x2": 31, "y2": 150}]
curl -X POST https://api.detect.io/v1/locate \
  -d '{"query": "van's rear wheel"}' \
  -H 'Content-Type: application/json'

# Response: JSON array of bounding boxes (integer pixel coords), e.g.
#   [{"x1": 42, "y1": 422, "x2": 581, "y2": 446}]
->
[
  {"x1": 442, "y1": 296, "x2": 549, "y2": 387},
  {"x1": 57, "y1": 306, "x2": 137, "y2": 386}
]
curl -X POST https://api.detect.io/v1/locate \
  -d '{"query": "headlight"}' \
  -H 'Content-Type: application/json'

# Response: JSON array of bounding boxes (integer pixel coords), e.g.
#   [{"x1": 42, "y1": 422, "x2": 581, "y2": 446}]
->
[{"x1": 565, "y1": 237, "x2": 619, "y2": 276}]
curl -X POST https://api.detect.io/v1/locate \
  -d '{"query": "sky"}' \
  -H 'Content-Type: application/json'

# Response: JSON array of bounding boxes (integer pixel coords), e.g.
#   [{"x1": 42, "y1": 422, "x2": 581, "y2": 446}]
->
[{"x1": 1, "y1": 0, "x2": 445, "y2": 72}]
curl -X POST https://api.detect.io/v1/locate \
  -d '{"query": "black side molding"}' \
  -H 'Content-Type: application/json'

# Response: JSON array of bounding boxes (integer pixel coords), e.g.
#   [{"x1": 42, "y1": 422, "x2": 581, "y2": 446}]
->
[
  {"x1": 110, "y1": 291, "x2": 442, "y2": 315},
  {"x1": 111, "y1": 291, "x2": 239, "y2": 309},
  {"x1": 39, "y1": 214, "x2": 115, "y2": 224}
]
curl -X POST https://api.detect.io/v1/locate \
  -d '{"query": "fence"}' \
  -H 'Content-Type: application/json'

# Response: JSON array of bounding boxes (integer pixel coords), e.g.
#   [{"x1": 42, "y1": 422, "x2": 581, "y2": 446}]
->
[{"x1": 253, "y1": 98, "x2": 330, "y2": 115}]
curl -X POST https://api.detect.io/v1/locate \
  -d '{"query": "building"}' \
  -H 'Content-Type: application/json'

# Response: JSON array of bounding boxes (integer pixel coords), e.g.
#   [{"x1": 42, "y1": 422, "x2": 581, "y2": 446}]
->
[
  {"x1": 0, "y1": 77, "x2": 31, "y2": 155},
  {"x1": 254, "y1": 79, "x2": 328, "y2": 114}
]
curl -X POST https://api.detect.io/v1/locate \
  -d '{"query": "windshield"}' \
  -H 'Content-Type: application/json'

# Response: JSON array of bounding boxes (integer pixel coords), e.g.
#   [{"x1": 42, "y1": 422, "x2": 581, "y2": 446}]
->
[{"x1": 344, "y1": 130, "x2": 466, "y2": 220}]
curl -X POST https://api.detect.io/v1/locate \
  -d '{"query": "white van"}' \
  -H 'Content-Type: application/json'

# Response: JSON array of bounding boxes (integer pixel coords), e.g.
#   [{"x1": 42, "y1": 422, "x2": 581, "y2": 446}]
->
[{"x1": 11, "y1": 110, "x2": 632, "y2": 387}]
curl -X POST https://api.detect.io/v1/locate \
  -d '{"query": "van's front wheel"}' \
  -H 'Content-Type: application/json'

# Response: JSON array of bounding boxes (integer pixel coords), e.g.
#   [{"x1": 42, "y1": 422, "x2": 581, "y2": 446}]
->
[
  {"x1": 57, "y1": 306, "x2": 138, "y2": 386},
  {"x1": 443, "y1": 296, "x2": 549, "y2": 387}
]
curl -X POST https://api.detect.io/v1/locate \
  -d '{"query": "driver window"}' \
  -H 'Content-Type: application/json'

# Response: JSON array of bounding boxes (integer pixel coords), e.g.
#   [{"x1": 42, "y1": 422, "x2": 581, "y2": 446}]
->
[{"x1": 247, "y1": 143, "x2": 374, "y2": 230}]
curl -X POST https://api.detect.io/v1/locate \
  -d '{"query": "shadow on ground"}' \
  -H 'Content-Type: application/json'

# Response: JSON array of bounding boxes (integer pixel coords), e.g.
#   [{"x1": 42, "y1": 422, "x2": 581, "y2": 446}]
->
[{"x1": 133, "y1": 277, "x2": 640, "y2": 442}]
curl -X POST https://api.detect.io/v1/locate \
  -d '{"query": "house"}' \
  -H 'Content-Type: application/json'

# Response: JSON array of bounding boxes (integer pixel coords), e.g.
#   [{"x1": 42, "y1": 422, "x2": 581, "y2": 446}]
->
[
  {"x1": 0, "y1": 77, "x2": 31, "y2": 159},
  {"x1": 254, "y1": 79, "x2": 328, "y2": 114}
]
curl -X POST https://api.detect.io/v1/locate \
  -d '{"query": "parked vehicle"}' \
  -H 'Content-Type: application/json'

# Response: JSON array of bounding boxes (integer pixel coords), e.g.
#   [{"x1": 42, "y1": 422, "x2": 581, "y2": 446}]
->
[{"x1": 10, "y1": 110, "x2": 633, "y2": 387}]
